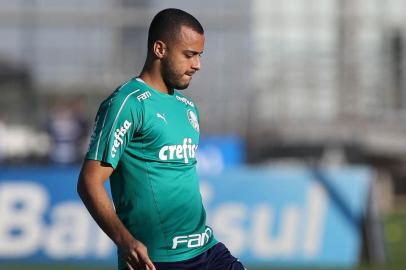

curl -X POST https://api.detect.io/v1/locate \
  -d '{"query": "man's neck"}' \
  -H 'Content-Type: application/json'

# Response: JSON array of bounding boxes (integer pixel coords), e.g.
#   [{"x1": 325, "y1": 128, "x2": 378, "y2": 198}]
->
[{"x1": 139, "y1": 64, "x2": 171, "y2": 95}]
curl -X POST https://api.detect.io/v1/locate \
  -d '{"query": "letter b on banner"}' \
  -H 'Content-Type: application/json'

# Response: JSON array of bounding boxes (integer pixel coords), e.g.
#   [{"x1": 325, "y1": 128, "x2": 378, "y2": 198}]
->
[{"x1": 0, "y1": 182, "x2": 48, "y2": 257}]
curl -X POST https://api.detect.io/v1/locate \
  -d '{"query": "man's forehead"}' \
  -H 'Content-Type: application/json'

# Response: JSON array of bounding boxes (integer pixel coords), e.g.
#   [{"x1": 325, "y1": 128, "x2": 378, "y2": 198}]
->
[{"x1": 175, "y1": 25, "x2": 205, "y2": 46}]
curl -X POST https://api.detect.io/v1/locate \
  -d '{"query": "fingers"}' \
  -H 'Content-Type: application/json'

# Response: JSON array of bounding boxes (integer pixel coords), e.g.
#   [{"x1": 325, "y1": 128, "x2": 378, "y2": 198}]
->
[
  {"x1": 122, "y1": 240, "x2": 155, "y2": 270},
  {"x1": 127, "y1": 250, "x2": 142, "y2": 270},
  {"x1": 127, "y1": 259, "x2": 146, "y2": 270},
  {"x1": 128, "y1": 250, "x2": 155, "y2": 270},
  {"x1": 129, "y1": 249, "x2": 140, "y2": 262},
  {"x1": 126, "y1": 261, "x2": 135, "y2": 270},
  {"x1": 139, "y1": 251, "x2": 156, "y2": 270}
]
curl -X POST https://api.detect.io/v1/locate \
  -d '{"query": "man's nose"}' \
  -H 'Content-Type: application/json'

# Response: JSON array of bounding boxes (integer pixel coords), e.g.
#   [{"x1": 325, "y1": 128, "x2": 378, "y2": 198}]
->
[{"x1": 191, "y1": 56, "x2": 201, "y2": 71}]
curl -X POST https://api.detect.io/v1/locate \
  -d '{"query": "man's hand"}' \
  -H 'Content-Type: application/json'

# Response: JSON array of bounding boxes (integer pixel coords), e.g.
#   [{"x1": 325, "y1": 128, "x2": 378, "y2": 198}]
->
[
  {"x1": 77, "y1": 160, "x2": 156, "y2": 270},
  {"x1": 120, "y1": 238, "x2": 156, "y2": 270}
]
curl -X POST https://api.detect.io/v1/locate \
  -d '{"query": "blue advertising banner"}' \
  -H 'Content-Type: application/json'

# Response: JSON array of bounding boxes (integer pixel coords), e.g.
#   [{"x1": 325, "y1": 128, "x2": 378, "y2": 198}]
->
[
  {"x1": 201, "y1": 166, "x2": 372, "y2": 267},
  {"x1": 0, "y1": 165, "x2": 372, "y2": 268},
  {"x1": 197, "y1": 135, "x2": 245, "y2": 174},
  {"x1": 0, "y1": 166, "x2": 114, "y2": 264}
]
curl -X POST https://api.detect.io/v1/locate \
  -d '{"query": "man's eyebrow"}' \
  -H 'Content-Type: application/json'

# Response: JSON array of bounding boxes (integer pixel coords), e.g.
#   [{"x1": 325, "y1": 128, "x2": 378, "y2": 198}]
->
[{"x1": 183, "y1": 50, "x2": 203, "y2": 55}]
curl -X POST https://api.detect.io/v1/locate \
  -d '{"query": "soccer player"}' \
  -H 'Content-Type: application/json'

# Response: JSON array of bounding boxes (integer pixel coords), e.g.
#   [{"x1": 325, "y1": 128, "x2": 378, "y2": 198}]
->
[{"x1": 77, "y1": 8, "x2": 246, "y2": 270}]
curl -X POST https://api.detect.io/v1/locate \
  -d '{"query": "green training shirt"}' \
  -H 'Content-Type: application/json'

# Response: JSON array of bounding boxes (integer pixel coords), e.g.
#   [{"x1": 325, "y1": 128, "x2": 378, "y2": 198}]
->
[{"x1": 85, "y1": 77, "x2": 217, "y2": 267}]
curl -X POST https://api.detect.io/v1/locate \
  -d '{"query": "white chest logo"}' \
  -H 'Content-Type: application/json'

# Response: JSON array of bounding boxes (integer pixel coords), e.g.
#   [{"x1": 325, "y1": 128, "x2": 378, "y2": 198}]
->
[
  {"x1": 156, "y1": 112, "x2": 167, "y2": 124},
  {"x1": 187, "y1": 109, "x2": 199, "y2": 132}
]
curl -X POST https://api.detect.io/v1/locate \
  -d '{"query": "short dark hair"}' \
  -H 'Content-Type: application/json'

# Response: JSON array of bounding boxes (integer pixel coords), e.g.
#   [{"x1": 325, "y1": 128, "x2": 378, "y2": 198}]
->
[{"x1": 147, "y1": 8, "x2": 204, "y2": 50}]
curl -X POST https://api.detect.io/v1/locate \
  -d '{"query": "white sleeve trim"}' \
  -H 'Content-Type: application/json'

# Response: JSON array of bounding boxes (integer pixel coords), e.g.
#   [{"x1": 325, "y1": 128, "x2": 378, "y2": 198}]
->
[{"x1": 105, "y1": 89, "x2": 140, "y2": 152}]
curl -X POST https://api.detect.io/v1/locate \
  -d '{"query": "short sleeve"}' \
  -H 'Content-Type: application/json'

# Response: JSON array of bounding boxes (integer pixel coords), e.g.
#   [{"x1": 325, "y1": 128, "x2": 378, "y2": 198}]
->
[
  {"x1": 85, "y1": 93, "x2": 142, "y2": 169},
  {"x1": 195, "y1": 105, "x2": 201, "y2": 123}
]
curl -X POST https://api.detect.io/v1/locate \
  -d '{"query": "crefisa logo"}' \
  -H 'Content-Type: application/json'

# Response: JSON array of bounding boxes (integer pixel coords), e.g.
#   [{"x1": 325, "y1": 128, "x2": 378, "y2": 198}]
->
[
  {"x1": 187, "y1": 110, "x2": 199, "y2": 133},
  {"x1": 111, "y1": 120, "x2": 132, "y2": 158},
  {"x1": 176, "y1": 96, "x2": 195, "y2": 107}
]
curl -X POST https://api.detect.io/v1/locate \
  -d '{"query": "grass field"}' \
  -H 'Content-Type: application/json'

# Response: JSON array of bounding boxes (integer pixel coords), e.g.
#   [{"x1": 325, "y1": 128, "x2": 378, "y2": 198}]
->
[{"x1": 2, "y1": 213, "x2": 405, "y2": 270}]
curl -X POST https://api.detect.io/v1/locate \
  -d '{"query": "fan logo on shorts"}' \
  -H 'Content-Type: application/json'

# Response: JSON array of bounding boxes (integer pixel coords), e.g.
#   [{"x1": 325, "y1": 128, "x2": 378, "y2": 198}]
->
[{"x1": 187, "y1": 109, "x2": 199, "y2": 132}]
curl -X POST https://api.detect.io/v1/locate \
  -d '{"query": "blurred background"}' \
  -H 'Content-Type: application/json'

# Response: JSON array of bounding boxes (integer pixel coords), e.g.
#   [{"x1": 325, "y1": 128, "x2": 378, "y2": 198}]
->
[{"x1": 0, "y1": 0, "x2": 406, "y2": 269}]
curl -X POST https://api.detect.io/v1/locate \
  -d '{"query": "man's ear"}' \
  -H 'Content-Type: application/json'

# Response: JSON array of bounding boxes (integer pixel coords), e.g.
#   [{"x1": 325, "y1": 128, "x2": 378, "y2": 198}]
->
[{"x1": 153, "y1": 40, "x2": 166, "y2": 59}]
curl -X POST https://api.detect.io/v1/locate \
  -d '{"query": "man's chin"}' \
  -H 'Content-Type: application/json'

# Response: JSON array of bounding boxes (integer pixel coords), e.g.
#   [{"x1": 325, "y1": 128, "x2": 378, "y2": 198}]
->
[{"x1": 175, "y1": 81, "x2": 190, "y2": 90}]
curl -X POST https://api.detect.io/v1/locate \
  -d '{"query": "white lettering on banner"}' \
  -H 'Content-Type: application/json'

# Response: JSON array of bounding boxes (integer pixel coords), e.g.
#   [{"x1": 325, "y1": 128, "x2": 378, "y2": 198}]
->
[
  {"x1": 44, "y1": 202, "x2": 91, "y2": 258},
  {"x1": 94, "y1": 223, "x2": 114, "y2": 257},
  {"x1": 252, "y1": 205, "x2": 299, "y2": 257},
  {"x1": 0, "y1": 180, "x2": 327, "y2": 261},
  {"x1": 210, "y1": 203, "x2": 247, "y2": 254},
  {"x1": 0, "y1": 182, "x2": 113, "y2": 259},
  {"x1": 0, "y1": 182, "x2": 47, "y2": 256},
  {"x1": 303, "y1": 184, "x2": 327, "y2": 257},
  {"x1": 206, "y1": 182, "x2": 327, "y2": 260}
]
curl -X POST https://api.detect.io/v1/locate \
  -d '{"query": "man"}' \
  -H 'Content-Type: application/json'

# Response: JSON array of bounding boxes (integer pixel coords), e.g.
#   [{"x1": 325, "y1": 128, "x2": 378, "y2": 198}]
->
[{"x1": 77, "y1": 8, "x2": 245, "y2": 270}]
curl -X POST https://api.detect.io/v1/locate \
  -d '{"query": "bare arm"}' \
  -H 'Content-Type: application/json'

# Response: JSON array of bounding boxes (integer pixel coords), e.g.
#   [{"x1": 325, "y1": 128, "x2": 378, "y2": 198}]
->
[{"x1": 77, "y1": 160, "x2": 155, "y2": 270}]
